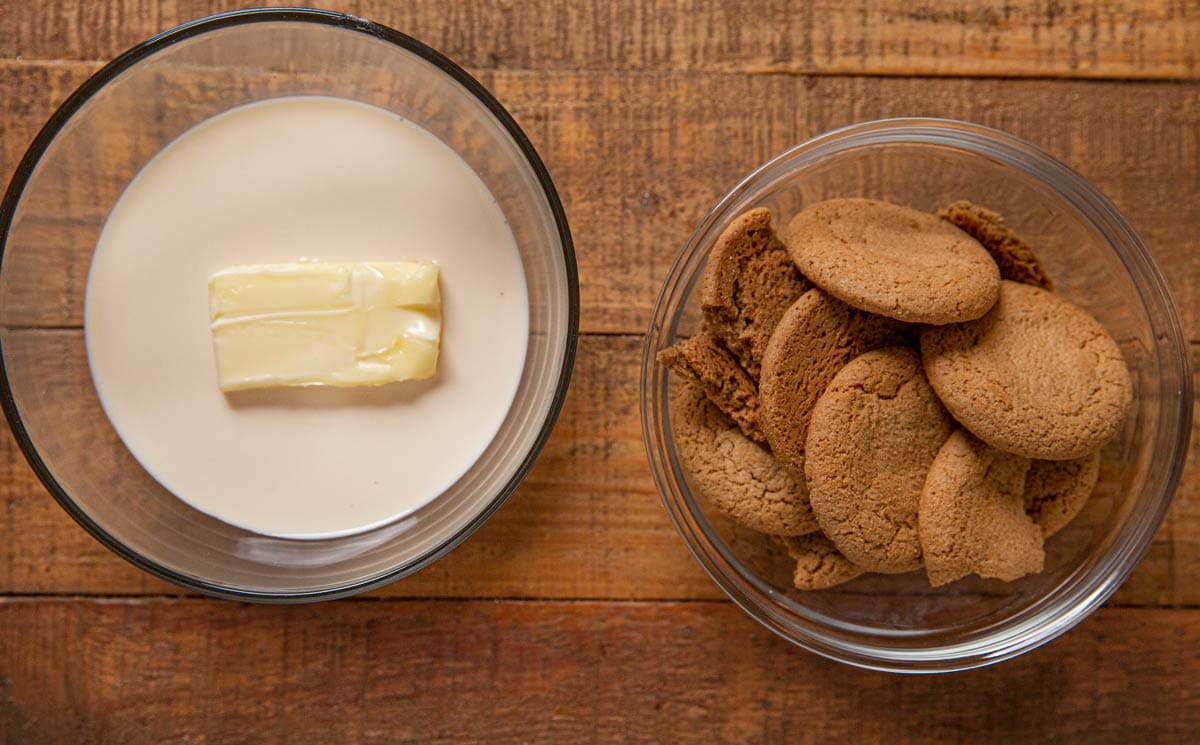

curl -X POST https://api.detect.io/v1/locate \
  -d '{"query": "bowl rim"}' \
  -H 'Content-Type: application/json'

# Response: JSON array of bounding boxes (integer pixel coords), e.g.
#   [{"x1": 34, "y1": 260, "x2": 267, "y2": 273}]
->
[
  {"x1": 641, "y1": 116, "x2": 1193, "y2": 672},
  {"x1": 0, "y1": 7, "x2": 579, "y2": 602}
]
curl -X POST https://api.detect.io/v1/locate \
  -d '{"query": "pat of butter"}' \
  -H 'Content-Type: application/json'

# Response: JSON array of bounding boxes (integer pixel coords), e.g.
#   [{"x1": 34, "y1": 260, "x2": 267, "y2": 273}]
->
[{"x1": 208, "y1": 261, "x2": 441, "y2": 392}]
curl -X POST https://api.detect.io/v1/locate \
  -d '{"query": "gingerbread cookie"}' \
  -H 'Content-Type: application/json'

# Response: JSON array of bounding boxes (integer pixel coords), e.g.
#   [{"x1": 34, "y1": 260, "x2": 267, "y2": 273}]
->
[
  {"x1": 938, "y1": 200, "x2": 1053, "y2": 290},
  {"x1": 672, "y1": 381, "x2": 818, "y2": 536},
  {"x1": 658, "y1": 331, "x2": 765, "y2": 442},
  {"x1": 920, "y1": 281, "x2": 1132, "y2": 460},
  {"x1": 784, "y1": 198, "x2": 1000, "y2": 324},
  {"x1": 805, "y1": 347, "x2": 954, "y2": 573},
  {"x1": 701, "y1": 208, "x2": 811, "y2": 377},
  {"x1": 776, "y1": 532, "x2": 864, "y2": 590},
  {"x1": 919, "y1": 430, "x2": 1044, "y2": 587},
  {"x1": 1024, "y1": 453, "x2": 1101, "y2": 537},
  {"x1": 758, "y1": 288, "x2": 907, "y2": 471}
]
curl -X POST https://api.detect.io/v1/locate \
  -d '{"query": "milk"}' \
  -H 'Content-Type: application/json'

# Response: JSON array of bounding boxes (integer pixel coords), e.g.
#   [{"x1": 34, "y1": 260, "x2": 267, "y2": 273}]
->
[{"x1": 84, "y1": 96, "x2": 529, "y2": 539}]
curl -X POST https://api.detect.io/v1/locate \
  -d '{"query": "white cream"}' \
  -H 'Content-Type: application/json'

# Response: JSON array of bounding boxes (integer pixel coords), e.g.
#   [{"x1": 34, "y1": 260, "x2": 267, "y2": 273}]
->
[{"x1": 84, "y1": 96, "x2": 529, "y2": 539}]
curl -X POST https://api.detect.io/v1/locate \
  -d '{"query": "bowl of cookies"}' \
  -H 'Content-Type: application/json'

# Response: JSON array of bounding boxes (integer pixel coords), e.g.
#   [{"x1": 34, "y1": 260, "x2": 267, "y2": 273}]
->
[{"x1": 641, "y1": 118, "x2": 1192, "y2": 672}]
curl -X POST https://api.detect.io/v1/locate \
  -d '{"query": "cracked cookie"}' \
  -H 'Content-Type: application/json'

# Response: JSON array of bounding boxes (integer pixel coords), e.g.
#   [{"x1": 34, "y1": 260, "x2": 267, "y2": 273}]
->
[
  {"x1": 938, "y1": 200, "x2": 1053, "y2": 290},
  {"x1": 701, "y1": 207, "x2": 811, "y2": 377},
  {"x1": 1024, "y1": 453, "x2": 1102, "y2": 537},
  {"x1": 658, "y1": 330, "x2": 764, "y2": 442},
  {"x1": 920, "y1": 280, "x2": 1132, "y2": 460},
  {"x1": 776, "y1": 532, "x2": 864, "y2": 590},
  {"x1": 671, "y1": 381, "x2": 818, "y2": 536},
  {"x1": 784, "y1": 198, "x2": 1000, "y2": 324},
  {"x1": 919, "y1": 430, "x2": 1044, "y2": 587},
  {"x1": 805, "y1": 347, "x2": 954, "y2": 573},
  {"x1": 759, "y1": 288, "x2": 908, "y2": 472}
]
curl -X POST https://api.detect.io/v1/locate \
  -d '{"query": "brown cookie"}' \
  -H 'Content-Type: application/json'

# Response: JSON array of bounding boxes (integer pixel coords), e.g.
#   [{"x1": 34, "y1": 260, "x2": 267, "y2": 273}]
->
[
  {"x1": 920, "y1": 281, "x2": 1133, "y2": 460},
  {"x1": 784, "y1": 198, "x2": 1000, "y2": 324},
  {"x1": 658, "y1": 331, "x2": 764, "y2": 442},
  {"x1": 1024, "y1": 453, "x2": 1101, "y2": 538},
  {"x1": 701, "y1": 208, "x2": 811, "y2": 377},
  {"x1": 671, "y1": 381, "x2": 819, "y2": 536},
  {"x1": 776, "y1": 533, "x2": 864, "y2": 590},
  {"x1": 758, "y1": 288, "x2": 908, "y2": 471},
  {"x1": 805, "y1": 347, "x2": 954, "y2": 573},
  {"x1": 919, "y1": 430, "x2": 1044, "y2": 587},
  {"x1": 938, "y1": 200, "x2": 1053, "y2": 291}
]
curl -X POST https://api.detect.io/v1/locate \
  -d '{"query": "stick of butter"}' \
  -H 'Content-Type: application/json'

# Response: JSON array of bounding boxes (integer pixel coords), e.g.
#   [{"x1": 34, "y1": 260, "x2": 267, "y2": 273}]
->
[{"x1": 208, "y1": 261, "x2": 441, "y2": 392}]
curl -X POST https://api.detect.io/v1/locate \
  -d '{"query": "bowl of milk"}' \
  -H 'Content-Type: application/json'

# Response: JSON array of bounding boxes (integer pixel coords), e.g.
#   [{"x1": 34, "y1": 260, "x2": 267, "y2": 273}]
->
[{"x1": 0, "y1": 9, "x2": 577, "y2": 600}]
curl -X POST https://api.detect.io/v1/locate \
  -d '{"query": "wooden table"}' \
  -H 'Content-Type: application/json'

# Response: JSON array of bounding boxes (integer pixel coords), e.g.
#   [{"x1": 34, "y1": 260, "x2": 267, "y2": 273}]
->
[{"x1": 1, "y1": 2, "x2": 1197, "y2": 742}]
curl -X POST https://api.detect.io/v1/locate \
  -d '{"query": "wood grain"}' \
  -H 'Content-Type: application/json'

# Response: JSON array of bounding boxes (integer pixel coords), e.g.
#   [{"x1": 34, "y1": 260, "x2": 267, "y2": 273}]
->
[
  {"x1": 1, "y1": 335, "x2": 1195, "y2": 606},
  {"x1": 0, "y1": 0, "x2": 1197, "y2": 80},
  {"x1": 0, "y1": 598, "x2": 1198, "y2": 744},
  {"x1": 2, "y1": 62, "x2": 1198, "y2": 337},
  {"x1": 0, "y1": 2, "x2": 1196, "y2": 742}
]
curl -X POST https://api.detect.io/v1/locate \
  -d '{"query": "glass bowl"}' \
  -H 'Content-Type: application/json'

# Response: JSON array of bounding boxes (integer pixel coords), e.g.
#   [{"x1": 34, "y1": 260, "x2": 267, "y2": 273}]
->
[
  {"x1": 641, "y1": 118, "x2": 1191, "y2": 672},
  {"x1": 0, "y1": 9, "x2": 577, "y2": 601}
]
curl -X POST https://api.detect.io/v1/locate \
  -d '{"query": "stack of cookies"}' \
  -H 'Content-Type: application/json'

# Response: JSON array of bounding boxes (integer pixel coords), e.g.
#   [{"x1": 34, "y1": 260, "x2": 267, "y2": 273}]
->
[{"x1": 660, "y1": 198, "x2": 1132, "y2": 590}]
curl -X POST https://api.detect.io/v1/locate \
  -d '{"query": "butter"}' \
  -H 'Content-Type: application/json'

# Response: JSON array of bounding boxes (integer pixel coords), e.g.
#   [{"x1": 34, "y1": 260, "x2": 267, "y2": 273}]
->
[{"x1": 208, "y1": 261, "x2": 441, "y2": 391}]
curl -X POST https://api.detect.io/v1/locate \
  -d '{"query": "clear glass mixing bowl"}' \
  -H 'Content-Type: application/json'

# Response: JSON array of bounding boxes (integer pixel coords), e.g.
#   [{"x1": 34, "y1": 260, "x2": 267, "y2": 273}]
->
[
  {"x1": 0, "y1": 9, "x2": 577, "y2": 600},
  {"x1": 641, "y1": 118, "x2": 1191, "y2": 672}
]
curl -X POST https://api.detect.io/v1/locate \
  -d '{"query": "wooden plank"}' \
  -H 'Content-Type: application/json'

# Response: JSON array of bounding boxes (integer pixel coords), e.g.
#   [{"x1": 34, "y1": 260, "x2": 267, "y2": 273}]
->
[
  {"x1": 0, "y1": 598, "x2": 1198, "y2": 744},
  {"x1": 0, "y1": 0, "x2": 1197, "y2": 80},
  {"x1": 0, "y1": 334, "x2": 1195, "y2": 605},
  {"x1": 2, "y1": 63, "x2": 1198, "y2": 337},
  {"x1": 1170, "y1": 347, "x2": 1200, "y2": 606}
]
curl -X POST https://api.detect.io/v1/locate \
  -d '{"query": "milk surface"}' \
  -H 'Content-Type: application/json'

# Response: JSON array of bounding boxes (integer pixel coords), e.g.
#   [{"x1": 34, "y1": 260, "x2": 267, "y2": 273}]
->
[{"x1": 85, "y1": 96, "x2": 529, "y2": 538}]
